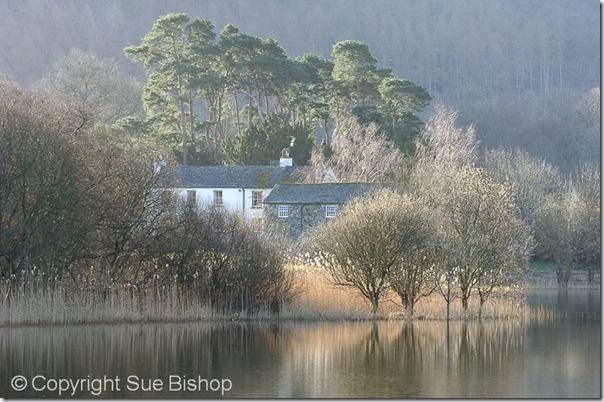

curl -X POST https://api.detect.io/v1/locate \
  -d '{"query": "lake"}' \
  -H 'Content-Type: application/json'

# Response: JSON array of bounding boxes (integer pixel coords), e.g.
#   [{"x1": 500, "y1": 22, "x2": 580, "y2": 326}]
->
[{"x1": 0, "y1": 290, "x2": 600, "y2": 398}]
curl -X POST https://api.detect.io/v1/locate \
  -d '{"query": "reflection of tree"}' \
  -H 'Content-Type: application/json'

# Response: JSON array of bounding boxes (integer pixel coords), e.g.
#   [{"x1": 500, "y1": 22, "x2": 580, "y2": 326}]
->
[
  {"x1": 333, "y1": 320, "x2": 530, "y2": 397},
  {"x1": 456, "y1": 322, "x2": 473, "y2": 391},
  {"x1": 363, "y1": 322, "x2": 384, "y2": 359},
  {"x1": 557, "y1": 290, "x2": 569, "y2": 311},
  {"x1": 355, "y1": 322, "x2": 429, "y2": 370},
  {"x1": 453, "y1": 320, "x2": 529, "y2": 396},
  {"x1": 393, "y1": 322, "x2": 426, "y2": 373}
]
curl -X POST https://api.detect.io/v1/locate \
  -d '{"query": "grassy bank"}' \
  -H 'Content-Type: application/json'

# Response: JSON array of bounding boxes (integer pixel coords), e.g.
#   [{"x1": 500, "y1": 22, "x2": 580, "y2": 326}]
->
[{"x1": 0, "y1": 265, "x2": 557, "y2": 327}]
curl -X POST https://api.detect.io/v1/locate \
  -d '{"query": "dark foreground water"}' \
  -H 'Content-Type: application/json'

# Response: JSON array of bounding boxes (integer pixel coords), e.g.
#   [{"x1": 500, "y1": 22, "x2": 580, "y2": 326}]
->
[{"x1": 0, "y1": 290, "x2": 600, "y2": 398}]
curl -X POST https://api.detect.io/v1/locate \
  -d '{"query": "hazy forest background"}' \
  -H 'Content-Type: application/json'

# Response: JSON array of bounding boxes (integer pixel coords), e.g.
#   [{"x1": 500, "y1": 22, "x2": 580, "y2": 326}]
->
[{"x1": 0, "y1": 0, "x2": 599, "y2": 170}]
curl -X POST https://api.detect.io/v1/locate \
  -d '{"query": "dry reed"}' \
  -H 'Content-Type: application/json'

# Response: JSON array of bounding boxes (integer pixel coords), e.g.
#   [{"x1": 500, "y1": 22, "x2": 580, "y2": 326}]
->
[{"x1": 1, "y1": 264, "x2": 558, "y2": 326}]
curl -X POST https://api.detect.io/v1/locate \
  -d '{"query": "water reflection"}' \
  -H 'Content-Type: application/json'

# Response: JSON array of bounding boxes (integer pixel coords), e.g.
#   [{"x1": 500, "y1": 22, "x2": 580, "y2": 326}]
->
[{"x1": 0, "y1": 290, "x2": 599, "y2": 398}]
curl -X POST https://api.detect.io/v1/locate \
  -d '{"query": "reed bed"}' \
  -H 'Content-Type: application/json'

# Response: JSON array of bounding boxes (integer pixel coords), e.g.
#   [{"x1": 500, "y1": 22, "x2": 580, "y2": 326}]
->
[{"x1": 1, "y1": 265, "x2": 560, "y2": 327}]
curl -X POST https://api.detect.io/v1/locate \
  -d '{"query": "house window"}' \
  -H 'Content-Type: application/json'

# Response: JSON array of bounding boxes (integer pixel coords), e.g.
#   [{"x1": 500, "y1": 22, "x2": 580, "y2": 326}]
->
[
  {"x1": 186, "y1": 190, "x2": 196, "y2": 207},
  {"x1": 251, "y1": 191, "x2": 263, "y2": 208},
  {"x1": 325, "y1": 205, "x2": 338, "y2": 218},
  {"x1": 277, "y1": 205, "x2": 289, "y2": 218},
  {"x1": 213, "y1": 190, "x2": 223, "y2": 207}
]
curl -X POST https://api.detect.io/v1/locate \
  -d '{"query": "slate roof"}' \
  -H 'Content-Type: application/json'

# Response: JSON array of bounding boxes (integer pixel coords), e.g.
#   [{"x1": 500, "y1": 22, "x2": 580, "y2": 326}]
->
[
  {"x1": 263, "y1": 183, "x2": 389, "y2": 205},
  {"x1": 158, "y1": 165, "x2": 297, "y2": 189}
]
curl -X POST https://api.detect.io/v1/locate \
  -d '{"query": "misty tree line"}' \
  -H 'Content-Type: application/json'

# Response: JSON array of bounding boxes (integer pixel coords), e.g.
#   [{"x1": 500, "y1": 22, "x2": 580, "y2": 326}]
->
[
  {"x1": 4, "y1": 1, "x2": 597, "y2": 94},
  {"x1": 31, "y1": 13, "x2": 431, "y2": 169},
  {"x1": 1, "y1": 0, "x2": 598, "y2": 170}
]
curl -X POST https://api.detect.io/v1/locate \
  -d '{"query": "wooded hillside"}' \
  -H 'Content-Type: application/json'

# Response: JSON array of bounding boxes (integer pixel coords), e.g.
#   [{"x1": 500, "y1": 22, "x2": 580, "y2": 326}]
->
[{"x1": 0, "y1": 0, "x2": 599, "y2": 168}]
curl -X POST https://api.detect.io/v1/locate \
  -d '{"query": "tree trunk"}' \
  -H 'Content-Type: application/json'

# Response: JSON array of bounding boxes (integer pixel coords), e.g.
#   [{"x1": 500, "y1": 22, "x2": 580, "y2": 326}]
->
[
  {"x1": 445, "y1": 319, "x2": 451, "y2": 365},
  {"x1": 247, "y1": 94, "x2": 253, "y2": 126},
  {"x1": 401, "y1": 295, "x2": 414, "y2": 317},
  {"x1": 461, "y1": 295, "x2": 469, "y2": 313},
  {"x1": 557, "y1": 267, "x2": 570, "y2": 288},
  {"x1": 265, "y1": 94, "x2": 270, "y2": 117},
  {"x1": 188, "y1": 92, "x2": 195, "y2": 145},
  {"x1": 370, "y1": 295, "x2": 379, "y2": 315},
  {"x1": 178, "y1": 101, "x2": 188, "y2": 165},
  {"x1": 234, "y1": 92, "x2": 241, "y2": 137}
]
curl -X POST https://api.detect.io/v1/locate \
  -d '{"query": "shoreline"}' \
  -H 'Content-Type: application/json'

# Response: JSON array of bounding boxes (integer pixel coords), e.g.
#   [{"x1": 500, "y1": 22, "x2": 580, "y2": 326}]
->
[
  {"x1": 1, "y1": 269, "x2": 598, "y2": 328},
  {"x1": 0, "y1": 308, "x2": 564, "y2": 330},
  {"x1": 527, "y1": 269, "x2": 600, "y2": 289},
  {"x1": 2, "y1": 288, "x2": 592, "y2": 329}
]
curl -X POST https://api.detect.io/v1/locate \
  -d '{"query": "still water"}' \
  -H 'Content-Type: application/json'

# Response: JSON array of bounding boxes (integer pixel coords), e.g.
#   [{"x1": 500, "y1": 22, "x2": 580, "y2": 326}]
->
[{"x1": 0, "y1": 290, "x2": 600, "y2": 398}]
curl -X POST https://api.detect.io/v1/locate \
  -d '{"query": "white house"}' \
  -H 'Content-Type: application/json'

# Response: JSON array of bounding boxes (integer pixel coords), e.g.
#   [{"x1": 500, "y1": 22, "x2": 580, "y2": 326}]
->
[{"x1": 157, "y1": 156, "x2": 296, "y2": 226}]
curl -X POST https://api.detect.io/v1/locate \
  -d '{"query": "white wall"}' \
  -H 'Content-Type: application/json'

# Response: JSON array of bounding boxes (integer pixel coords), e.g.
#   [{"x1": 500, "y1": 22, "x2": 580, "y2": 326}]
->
[{"x1": 169, "y1": 187, "x2": 271, "y2": 220}]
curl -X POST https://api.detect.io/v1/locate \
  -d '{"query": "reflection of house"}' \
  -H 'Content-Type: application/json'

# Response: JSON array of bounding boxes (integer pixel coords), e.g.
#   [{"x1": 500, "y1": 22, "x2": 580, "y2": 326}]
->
[
  {"x1": 158, "y1": 157, "x2": 296, "y2": 225},
  {"x1": 263, "y1": 183, "x2": 386, "y2": 238}
]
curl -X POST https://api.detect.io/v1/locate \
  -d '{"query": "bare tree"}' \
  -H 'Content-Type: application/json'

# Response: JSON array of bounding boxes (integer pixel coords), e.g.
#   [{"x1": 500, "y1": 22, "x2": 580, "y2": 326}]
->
[
  {"x1": 409, "y1": 104, "x2": 478, "y2": 204},
  {"x1": 483, "y1": 148, "x2": 562, "y2": 224},
  {"x1": 39, "y1": 48, "x2": 143, "y2": 127},
  {"x1": 437, "y1": 167, "x2": 533, "y2": 313},
  {"x1": 415, "y1": 104, "x2": 478, "y2": 173},
  {"x1": 409, "y1": 105, "x2": 483, "y2": 317},
  {"x1": 388, "y1": 248, "x2": 438, "y2": 317},
  {"x1": 435, "y1": 262, "x2": 459, "y2": 321},
  {"x1": 535, "y1": 164, "x2": 600, "y2": 287},
  {"x1": 569, "y1": 164, "x2": 600, "y2": 283},
  {"x1": 534, "y1": 192, "x2": 574, "y2": 287},
  {"x1": 305, "y1": 117, "x2": 404, "y2": 183},
  {"x1": 0, "y1": 85, "x2": 94, "y2": 294},
  {"x1": 312, "y1": 189, "x2": 431, "y2": 314}
]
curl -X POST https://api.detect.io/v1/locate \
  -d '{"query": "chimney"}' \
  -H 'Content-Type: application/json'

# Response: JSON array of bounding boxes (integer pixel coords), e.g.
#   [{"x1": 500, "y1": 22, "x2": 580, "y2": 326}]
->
[{"x1": 279, "y1": 147, "x2": 293, "y2": 167}]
